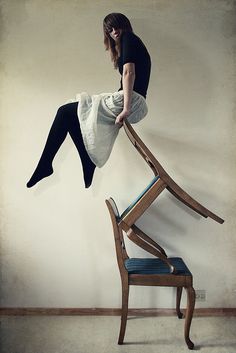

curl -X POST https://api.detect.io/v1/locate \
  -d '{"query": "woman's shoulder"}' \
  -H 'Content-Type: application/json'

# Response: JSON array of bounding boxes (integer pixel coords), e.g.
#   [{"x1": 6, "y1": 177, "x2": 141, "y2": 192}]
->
[
  {"x1": 121, "y1": 31, "x2": 139, "y2": 42},
  {"x1": 121, "y1": 31, "x2": 145, "y2": 49}
]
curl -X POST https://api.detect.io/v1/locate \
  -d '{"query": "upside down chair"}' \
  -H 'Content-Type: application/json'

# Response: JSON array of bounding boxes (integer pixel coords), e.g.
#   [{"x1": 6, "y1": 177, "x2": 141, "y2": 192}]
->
[{"x1": 105, "y1": 120, "x2": 224, "y2": 350}]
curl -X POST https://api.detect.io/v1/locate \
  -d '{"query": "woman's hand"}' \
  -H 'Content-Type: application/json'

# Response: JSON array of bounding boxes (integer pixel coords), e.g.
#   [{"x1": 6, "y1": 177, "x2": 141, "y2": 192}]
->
[{"x1": 115, "y1": 109, "x2": 130, "y2": 125}]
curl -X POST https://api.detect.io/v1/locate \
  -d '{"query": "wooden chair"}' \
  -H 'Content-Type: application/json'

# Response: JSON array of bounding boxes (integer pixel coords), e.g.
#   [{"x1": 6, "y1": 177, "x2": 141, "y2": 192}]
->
[
  {"x1": 106, "y1": 197, "x2": 196, "y2": 349},
  {"x1": 122, "y1": 119, "x2": 224, "y2": 226},
  {"x1": 105, "y1": 121, "x2": 224, "y2": 349}
]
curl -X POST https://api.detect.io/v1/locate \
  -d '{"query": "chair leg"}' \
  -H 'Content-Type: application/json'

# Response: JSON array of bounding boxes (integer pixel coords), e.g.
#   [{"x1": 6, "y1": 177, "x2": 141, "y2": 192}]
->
[
  {"x1": 118, "y1": 280, "x2": 129, "y2": 345},
  {"x1": 176, "y1": 287, "x2": 183, "y2": 319},
  {"x1": 184, "y1": 286, "x2": 195, "y2": 350}
]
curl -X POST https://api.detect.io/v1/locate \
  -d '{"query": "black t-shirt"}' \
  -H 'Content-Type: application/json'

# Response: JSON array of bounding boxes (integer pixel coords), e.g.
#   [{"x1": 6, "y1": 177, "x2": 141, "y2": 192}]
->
[{"x1": 118, "y1": 31, "x2": 151, "y2": 98}]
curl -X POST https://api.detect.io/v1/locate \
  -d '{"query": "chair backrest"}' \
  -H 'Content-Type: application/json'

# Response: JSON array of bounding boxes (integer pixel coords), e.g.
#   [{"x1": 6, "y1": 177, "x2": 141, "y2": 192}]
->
[
  {"x1": 105, "y1": 198, "x2": 129, "y2": 276},
  {"x1": 123, "y1": 119, "x2": 167, "y2": 178}
]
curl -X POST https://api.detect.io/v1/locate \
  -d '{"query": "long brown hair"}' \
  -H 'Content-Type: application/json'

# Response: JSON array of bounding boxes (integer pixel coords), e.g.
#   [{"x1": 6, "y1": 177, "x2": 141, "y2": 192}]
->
[{"x1": 103, "y1": 13, "x2": 133, "y2": 69}]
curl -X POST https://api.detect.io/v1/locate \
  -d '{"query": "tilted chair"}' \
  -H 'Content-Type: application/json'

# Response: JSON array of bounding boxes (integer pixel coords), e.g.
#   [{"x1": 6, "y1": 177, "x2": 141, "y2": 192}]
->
[
  {"x1": 121, "y1": 119, "x2": 224, "y2": 227},
  {"x1": 105, "y1": 120, "x2": 224, "y2": 349}
]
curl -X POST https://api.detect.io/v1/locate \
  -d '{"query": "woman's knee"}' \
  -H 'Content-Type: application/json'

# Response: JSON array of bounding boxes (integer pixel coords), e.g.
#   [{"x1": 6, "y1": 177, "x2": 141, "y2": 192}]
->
[
  {"x1": 56, "y1": 102, "x2": 78, "y2": 119},
  {"x1": 57, "y1": 104, "x2": 69, "y2": 116}
]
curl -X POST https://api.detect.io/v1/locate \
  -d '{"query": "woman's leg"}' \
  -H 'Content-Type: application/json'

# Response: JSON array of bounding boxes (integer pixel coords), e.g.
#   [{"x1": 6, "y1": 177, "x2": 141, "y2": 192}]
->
[{"x1": 26, "y1": 102, "x2": 96, "y2": 188}]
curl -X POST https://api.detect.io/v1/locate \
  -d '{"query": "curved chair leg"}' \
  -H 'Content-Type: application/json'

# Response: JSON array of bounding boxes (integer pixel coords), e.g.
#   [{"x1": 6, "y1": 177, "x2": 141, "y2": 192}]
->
[
  {"x1": 167, "y1": 183, "x2": 224, "y2": 224},
  {"x1": 184, "y1": 286, "x2": 195, "y2": 350},
  {"x1": 118, "y1": 280, "x2": 129, "y2": 344},
  {"x1": 176, "y1": 287, "x2": 183, "y2": 319}
]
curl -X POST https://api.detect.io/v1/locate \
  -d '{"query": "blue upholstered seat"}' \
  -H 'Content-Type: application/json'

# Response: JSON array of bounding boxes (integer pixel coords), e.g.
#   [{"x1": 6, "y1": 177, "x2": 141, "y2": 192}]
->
[
  {"x1": 125, "y1": 257, "x2": 192, "y2": 275},
  {"x1": 119, "y1": 175, "x2": 160, "y2": 220}
]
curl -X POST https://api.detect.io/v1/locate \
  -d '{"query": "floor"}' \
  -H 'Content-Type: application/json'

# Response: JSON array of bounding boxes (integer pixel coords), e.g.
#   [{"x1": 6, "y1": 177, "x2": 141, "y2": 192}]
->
[{"x1": 1, "y1": 315, "x2": 236, "y2": 353}]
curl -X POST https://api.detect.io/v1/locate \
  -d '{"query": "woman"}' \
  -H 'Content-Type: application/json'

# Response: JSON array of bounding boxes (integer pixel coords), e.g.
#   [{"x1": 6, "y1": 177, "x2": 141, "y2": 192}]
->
[{"x1": 27, "y1": 13, "x2": 151, "y2": 188}]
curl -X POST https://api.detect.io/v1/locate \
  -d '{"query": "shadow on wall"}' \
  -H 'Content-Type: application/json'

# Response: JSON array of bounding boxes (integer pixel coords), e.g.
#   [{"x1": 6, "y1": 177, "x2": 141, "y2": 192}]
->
[
  {"x1": 1, "y1": 253, "x2": 45, "y2": 306},
  {"x1": 135, "y1": 19, "x2": 216, "y2": 126}
]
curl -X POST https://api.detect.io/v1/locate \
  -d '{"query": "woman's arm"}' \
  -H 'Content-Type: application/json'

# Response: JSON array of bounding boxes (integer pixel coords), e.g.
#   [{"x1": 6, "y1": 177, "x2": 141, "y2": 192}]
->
[{"x1": 115, "y1": 62, "x2": 135, "y2": 125}]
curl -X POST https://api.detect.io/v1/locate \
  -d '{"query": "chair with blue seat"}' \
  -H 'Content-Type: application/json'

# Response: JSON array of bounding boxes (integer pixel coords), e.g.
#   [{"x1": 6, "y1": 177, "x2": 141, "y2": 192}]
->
[
  {"x1": 105, "y1": 121, "x2": 224, "y2": 349},
  {"x1": 106, "y1": 197, "x2": 195, "y2": 349}
]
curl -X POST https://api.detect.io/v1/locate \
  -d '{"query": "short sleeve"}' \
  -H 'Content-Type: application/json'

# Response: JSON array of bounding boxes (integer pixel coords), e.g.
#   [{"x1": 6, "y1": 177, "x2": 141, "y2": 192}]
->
[{"x1": 121, "y1": 32, "x2": 137, "y2": 65}]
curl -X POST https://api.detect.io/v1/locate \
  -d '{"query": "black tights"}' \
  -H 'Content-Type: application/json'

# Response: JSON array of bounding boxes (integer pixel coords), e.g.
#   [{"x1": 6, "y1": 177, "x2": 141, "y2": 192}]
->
[{"x1": 26, "y1": 102, "x2": 96, "y2": 188}]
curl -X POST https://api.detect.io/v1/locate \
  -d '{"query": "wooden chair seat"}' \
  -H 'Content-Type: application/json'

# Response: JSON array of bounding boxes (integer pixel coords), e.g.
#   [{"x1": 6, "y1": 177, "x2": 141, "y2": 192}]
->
[
  {"x1": 119, "y1": 175, "x2": 159, "y2": 220},
  {"x1": 125, "y1": 257, "x2": 192, "y2": 287},
  {"x1": 125, "y1": 257, "x2": 191, "y2": 275}
]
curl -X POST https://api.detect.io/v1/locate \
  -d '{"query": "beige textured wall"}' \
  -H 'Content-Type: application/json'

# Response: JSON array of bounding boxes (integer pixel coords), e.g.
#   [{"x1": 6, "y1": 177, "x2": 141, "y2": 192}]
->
[{"x1": 0, "y1": 0, "x2": 235, "y2": 308}]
